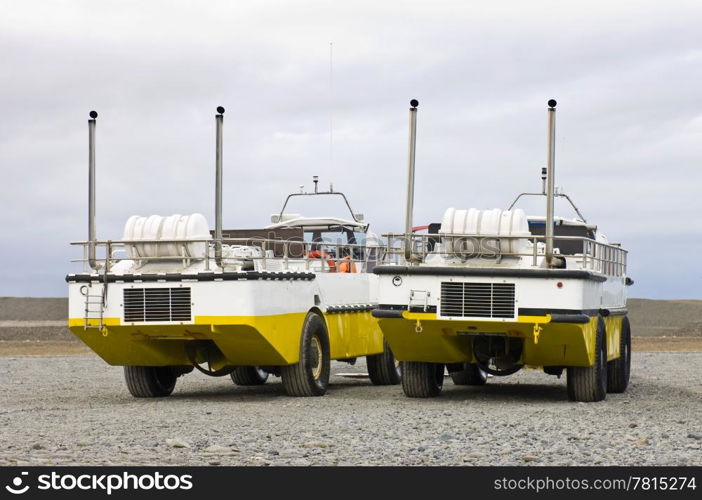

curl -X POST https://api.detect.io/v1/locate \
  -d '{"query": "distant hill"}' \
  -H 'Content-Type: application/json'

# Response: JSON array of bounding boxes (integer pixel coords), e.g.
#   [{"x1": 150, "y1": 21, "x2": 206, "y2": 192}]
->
[
  {"x1": 627, "y1": 298, "x2": 702, "y2": 337},
  {"x1": 0, "y1": 296, "x2": 700, "y2": 340},
  {"x1": 0, "y1": 297, "x2": 67, "y2": 321}
]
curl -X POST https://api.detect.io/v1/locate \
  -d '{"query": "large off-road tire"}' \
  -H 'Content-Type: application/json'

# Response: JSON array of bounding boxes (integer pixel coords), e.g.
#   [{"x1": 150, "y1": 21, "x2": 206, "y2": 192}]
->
[
  {"x1": 607, "y1": 316, "x2": 631, "y2": 393},
  {"x1": 281, "y1": 313, "x2": 330, "y2": 397},
  {"x1": 230, "y1": 366, "x2": 269, "y2": 386},
  {"x1": 124, "y1": 366, "x2": 177, "y2": 398},
  {"x1": 448, "y1": 363, "x2": 488, "y2": 386},
  {"x1": 367, "y1": 340, "x2": 402, "y2": 385},
  {"x1": 567, "y1": 317, "x2": 607, "y2": 402},
  {"x1": 401, "y1": 362, "x2": 444, "y2": 398}
]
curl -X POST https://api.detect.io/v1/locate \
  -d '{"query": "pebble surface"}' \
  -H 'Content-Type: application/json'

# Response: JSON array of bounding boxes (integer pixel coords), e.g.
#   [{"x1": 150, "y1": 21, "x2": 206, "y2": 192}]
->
[{"x1": 0, "y1": 352, "x2": 700, "y2": 466}]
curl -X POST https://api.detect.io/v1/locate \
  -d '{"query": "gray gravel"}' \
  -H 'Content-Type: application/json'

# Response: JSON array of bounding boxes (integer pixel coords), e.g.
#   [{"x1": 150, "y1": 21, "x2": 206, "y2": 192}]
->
[{"x1": 0, "y1": 352, "x2": 700, "y2": 466}]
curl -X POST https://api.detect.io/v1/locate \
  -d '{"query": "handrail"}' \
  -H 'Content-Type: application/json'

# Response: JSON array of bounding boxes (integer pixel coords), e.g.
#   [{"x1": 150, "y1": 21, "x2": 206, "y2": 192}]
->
[
  {"x1": 69, "y1": 236, "x2": 384, "y2": 274},
  {"x1": 380, "y1": 232, "x2": 627, "y2": 277},
  {"x1": 276, "y1": 191, "x2": 363, "y2": 225},
  {"x1": 506, "y1": 192, "x2": 588, "y2": 223}
]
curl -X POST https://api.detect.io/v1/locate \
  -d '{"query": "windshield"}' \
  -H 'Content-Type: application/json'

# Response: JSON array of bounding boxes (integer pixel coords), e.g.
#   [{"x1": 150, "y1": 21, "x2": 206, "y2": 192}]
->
[{"x1": 302, "y1": 226, "x2": 366, "y2": 259}]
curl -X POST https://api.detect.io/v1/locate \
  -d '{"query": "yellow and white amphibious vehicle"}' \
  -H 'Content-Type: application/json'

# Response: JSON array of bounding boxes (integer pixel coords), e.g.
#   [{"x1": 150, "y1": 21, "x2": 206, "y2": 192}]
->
[
  {"x1": 372, "y1": 100, "x2": 632, "y2": 401},
  {"x1": 67, "y1": 108, "x2": 400, "y2": 398}
]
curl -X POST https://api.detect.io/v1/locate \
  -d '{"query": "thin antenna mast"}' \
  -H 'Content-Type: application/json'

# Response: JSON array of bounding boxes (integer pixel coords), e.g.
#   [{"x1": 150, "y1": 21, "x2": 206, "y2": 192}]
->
[{"x1": 329, "y1": 41, "x2": 333, "y2": 174}]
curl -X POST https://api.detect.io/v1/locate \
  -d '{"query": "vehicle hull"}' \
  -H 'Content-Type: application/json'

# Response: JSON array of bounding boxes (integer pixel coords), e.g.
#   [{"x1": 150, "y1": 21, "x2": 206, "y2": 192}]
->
[
  {"x1": 67, "y1": 273, "x2": 384, "y2": 368},
  {"x1": 375, "y1": 312, "x2": 625, "y2": 367}
]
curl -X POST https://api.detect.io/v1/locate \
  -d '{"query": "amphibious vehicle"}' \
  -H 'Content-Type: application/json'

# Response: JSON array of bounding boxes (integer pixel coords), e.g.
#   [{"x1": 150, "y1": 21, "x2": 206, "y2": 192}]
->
[
  {"x1": 373, "y1": 100, "x2": 632, "y2": 402},
  {"x1": 67, "y1": 108, "x2": 400, "y2": 397}
]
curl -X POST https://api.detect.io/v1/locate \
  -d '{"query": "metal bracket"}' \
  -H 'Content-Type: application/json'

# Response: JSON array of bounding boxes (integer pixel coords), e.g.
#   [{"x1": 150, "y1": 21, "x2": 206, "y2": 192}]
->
[{"x1": 533, "y1": 323, "x2": 542, "y2": 344}]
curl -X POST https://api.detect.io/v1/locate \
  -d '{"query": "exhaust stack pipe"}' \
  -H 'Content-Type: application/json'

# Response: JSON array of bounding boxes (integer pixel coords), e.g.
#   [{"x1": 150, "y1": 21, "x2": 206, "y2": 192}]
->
[
  {"x1": 215, "y1": 106, "x2": 225, "y2": 268},
  {"x1": 404, "y1": 99, "x2": 419, "y2": 260},
  {"x1": 545, "y1": 99, "x2": 557, "y2": 267},
  {"x1": 88, "y1": 110, "x2": 98, "y2": 271}
]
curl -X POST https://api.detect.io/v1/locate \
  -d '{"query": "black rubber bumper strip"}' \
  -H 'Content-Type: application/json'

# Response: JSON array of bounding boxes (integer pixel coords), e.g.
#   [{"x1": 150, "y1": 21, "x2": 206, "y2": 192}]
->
[
  {"x1": 371, "y1": 309, "x2": 405, "y2": 319},
  {"x1": 376, "y1": 304, "x2": 437, "y2": 314},
  {"x1": 519, "y1": 308, "x2": 600, "y2": 317},
  {"x1": 372, "y1": 305, "x2": 616, "y2": 324},
  {"x1": 371, "y1": 309, "x2": 590, "y2": 323},
  {"x1": 373, "y1": 265, "x2": 608, "y2": 282},
  {"x1": 66, "y1": 271, "x2": 316, "y2": 283},
  {"x1": 548, "y1": 314, "x2": 591, "y2": 324}
]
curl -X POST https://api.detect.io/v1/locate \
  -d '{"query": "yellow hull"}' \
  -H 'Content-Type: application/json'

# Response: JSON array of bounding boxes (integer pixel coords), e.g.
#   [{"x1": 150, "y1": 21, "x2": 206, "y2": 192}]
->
[
  {"x1": 378, "y1": 312, "x2": 624, "y2": 367},
  {"x1": 68, "y1": 311, "x2": 384, "y2": 367}
]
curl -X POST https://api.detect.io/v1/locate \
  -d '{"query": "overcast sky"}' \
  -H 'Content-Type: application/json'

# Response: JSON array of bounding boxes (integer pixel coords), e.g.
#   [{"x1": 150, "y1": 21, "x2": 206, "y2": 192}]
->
[{"x1": 1, "y1": 0, "x2": 701, "y2": 298}]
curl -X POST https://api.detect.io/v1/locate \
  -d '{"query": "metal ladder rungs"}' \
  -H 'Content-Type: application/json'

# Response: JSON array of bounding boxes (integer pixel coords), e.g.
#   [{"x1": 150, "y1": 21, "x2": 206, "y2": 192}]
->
[{"x1": 83, "y1": 286, "x2": 107, "y2": 331}]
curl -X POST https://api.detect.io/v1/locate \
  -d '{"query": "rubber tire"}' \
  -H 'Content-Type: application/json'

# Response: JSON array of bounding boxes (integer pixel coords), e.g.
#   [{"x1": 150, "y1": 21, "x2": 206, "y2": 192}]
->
[
  {"x1": 230, "y1": 366, "x2": 269, "y2": 386},
  {"x1": 567, "y1": 317, "x2": 607, "y2": 402},
  {"x1": 401, "y1": 362, "x2": 444, "y2": 398},
  {"x1": 607, "y1": 316, "x2": 631, "y2": 393},
  {"x1": 449, "y1": 363, "x2": 488, "y2": 386},
  {"x1": 124, "y1": 366, "x2": 177, "y2": 398},
  {"x1": 281, "y1": 313, "x2": 330, "y2": 397},
  {"x1": 367, "y1": 340, "x2": 402, "y2": 385}
]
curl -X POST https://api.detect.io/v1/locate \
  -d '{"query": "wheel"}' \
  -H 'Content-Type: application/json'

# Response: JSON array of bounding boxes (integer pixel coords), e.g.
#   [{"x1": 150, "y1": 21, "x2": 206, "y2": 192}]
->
[
  {"x1": 607, "y1": 316, "x2": 631, "y2": 393},
  {"x1": 401, "y1": 362, "x2": 444, "y2": 398},
  {"x1": 367, "y1": 340, "x2": 402, "y2": 385},
  {"x1": 567, "y1": 317, "x2": 607, "y2": 402},
  {"x1": 281, "y1": 313, "x2": 330, "y2": 397},
  {"x1": 448, "y1": 363, "x2": 487, "y2": 385},
  {"x1": 231, "y1": 366, "x2": 269, "y2": 386},
  {"x1": 124, "y1": 366, "x2": 177, "y2": 398}
]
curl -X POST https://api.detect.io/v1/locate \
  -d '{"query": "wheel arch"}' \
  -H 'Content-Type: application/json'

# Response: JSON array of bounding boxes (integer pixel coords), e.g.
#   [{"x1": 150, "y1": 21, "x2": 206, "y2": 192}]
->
[{"x1": 307, "y1": 306, "x2": 328, "y2": 329}]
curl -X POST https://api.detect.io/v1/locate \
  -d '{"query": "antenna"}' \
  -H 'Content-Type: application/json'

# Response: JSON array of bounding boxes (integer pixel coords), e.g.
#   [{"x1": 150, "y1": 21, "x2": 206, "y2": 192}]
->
[{"x1": 329, "y1": 42, "x2": 334, "y2": 175}]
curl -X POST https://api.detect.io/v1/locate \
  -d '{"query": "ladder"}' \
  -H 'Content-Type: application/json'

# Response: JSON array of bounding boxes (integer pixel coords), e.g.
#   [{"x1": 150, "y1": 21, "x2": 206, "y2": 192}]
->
[{"x1": 83, "y1": 280, "x2": 108, "y2": 332}]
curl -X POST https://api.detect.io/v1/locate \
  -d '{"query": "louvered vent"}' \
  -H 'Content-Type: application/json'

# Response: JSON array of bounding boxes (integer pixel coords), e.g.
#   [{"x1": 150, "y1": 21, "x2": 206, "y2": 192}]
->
[
  {"x1": 440, "y1": 282, "x2": 515, "y2": 319},
  {"x1": 123, "y1": 287, "x2": 192, "y2": 322}
]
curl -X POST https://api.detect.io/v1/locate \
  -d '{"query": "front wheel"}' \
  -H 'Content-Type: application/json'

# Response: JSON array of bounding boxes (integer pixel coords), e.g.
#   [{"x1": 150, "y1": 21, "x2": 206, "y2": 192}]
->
[
  {"x1": 281, "y1": 313, "x2": 330, "y2": 397},
  {"x1": 124, "y1": 366, "x2": 177, "y2": 398},
  {"x1": 401, "y1": 362, "x2": 444, "y2": 398},
  {"x1": 567, "y1": 317, "x2": 607, "y2": 402},
  {"x1": 367, "y1": 340, "x2": 402, "y2": 385},
  {"x1": 231, "y1": 366, "x2": 269, "y2": 386},
  {"x1": 607, "y1": 316, "x2": 631, "y2": 393}
]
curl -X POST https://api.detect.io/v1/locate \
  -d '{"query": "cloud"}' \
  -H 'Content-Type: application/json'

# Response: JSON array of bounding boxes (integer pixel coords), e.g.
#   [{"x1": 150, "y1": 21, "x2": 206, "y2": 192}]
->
[{"x1": 1, "y1": 0, "x2": 700, "y2": 298}]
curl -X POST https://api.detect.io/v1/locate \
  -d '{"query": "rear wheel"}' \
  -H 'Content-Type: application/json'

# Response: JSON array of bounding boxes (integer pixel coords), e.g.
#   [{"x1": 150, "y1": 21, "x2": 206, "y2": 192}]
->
[
  {"x1": 567, "y1": 317, "x2": 607, "y2": 402},
  {"x1": 448, "y1": 363, "x2": 487, "y2": 386},
  {"x1": 367, "y1": 340, "x2": 402, "y2": 385},
  {"x1": 230, "y1": 366, "x2": 269, "y2": 386},
  {"x1": 124, "y1": 366, "x2": 177, "y2": 398},
  {"x1": 281, "y1": 313, "x2": 330, "y2": 397},
  {"x1": 401, "y1": 362, "x2": 444, "y2": 398},
  {"x1": 607, "y1": 316, "x2": 631, "y2": 393}
]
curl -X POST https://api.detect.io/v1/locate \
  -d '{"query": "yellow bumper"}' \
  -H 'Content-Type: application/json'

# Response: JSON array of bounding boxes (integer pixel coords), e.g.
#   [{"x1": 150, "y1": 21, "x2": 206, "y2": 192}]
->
[{"x1": 378, "y1": 312, "x2": 623, "y2": 367}]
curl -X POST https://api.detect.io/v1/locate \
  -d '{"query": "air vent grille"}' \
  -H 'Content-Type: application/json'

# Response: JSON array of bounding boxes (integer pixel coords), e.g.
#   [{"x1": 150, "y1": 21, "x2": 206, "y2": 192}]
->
[
  {"x1": 123, "y1": 287, "x2": 191, "y2": 322},
  {"x1": 440, "y1": 282, "x2": 515, "y2": 319}
]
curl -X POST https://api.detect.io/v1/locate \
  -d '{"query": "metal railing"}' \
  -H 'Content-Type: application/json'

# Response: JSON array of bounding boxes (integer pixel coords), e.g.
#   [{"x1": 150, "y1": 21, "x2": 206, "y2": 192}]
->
[
  {"x1": 381, "y1": 232, "x2": 627, "y2": 277},
  {"x1": 70, "y1": 237, "x2": 384, "y2": 274}
]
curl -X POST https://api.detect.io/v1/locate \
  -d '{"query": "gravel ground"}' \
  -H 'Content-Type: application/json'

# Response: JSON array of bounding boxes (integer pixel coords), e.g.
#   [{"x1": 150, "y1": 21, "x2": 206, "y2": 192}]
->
[{"x1": 0, "y1": 353, "x2": 700, "y2": 466}]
